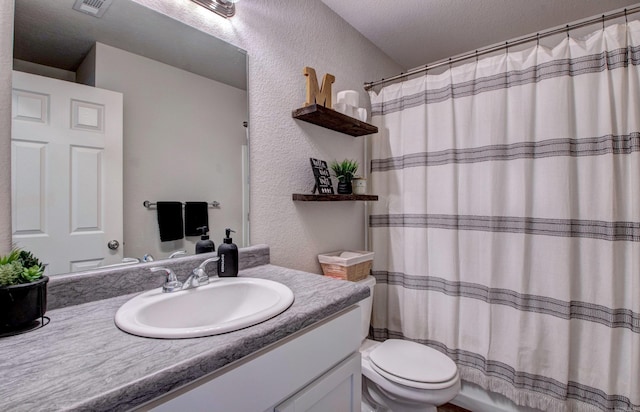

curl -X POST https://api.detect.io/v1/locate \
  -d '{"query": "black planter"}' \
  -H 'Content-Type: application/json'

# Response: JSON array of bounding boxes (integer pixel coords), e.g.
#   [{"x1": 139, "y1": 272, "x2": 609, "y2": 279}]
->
[
  {"x1": 337, "y1": 180, "x2": 352, "y2": 194},
  {"x1": 0, "y1": 276, "x2": 48, "y2": 331}
]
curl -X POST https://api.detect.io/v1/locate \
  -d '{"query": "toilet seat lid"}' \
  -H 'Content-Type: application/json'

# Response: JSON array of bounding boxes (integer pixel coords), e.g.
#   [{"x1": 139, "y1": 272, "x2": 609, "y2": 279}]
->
[{"x1": 369, "y1": 339, "x2": 458, "y2": 384}]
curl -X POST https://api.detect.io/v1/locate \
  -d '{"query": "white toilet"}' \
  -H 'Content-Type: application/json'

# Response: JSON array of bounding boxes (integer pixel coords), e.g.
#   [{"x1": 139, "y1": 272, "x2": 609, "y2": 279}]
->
[{"x1": 357, "y1": 276, "x2": 461, "y2": 412}]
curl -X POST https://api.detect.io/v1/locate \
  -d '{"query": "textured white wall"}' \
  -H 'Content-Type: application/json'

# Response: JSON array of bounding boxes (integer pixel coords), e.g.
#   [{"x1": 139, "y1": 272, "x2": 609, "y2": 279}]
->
[
  {"x1": 129, "y1": 0, "x2": 402, "y2": 273},
  {"x1": 0, "y1": 3, "x2": 13, "y2": 254},
  {"x1": 0, "y1": 0, "x2": 402, "y2": 271}
]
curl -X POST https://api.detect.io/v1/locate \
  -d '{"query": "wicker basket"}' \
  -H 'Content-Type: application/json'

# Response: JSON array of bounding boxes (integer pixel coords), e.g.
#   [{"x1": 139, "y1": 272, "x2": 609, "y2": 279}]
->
[{"x1": 318, "y1": 251, "x2": 374, "y2": 282}]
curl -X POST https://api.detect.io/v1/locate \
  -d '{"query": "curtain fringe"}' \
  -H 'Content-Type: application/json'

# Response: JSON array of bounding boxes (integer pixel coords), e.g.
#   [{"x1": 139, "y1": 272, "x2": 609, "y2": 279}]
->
[{"x1": 459, "y1": 367, "x2": 603, "y2": 412}]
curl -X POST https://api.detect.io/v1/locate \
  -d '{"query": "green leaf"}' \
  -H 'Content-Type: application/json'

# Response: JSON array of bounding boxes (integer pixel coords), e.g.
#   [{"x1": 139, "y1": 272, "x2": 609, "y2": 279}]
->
[
  {"x1": 0, "y1": 248, "x2": 43, "y2": 285},
  {"x1": 329, "y1": 159, "x2": 359, "y2": 180},
  {"x1": 18, "y1": 250, "x2": 42, "y2": 270},
  {"x1": 0, "y1": 261, "x2": 23, "y2": 287},
  {"x1": 0, "y1": 248, "x2": 21, "y2": 266},
  {"x1": 20, "y1": 265, "x2": 43, "y2": 283}
]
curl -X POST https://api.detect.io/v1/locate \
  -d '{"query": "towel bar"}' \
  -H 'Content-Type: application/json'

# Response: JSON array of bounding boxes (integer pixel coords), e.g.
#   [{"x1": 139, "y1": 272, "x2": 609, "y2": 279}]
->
[{"x1": 143, "y1": 200, "x2": 221, "y2": 209}]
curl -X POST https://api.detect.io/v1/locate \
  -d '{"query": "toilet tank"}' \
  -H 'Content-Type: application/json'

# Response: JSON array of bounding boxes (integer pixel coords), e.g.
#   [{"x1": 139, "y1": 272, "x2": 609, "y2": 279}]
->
[{"x1": 356, "y1": 275, "x2": 376, "y2": 341}]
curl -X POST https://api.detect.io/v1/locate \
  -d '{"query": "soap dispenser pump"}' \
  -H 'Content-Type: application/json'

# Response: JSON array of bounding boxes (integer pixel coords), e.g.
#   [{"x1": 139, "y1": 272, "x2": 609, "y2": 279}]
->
[
  {"x1": 217, "y1": 228, "x2": 238, "y2": 277},
  {"x1": 195, "y1": 226, "x2": 215, "y2": 254}
]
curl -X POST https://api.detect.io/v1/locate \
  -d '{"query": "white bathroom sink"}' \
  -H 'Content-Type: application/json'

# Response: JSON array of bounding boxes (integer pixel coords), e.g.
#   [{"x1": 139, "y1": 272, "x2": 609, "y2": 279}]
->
[{"x1": 115, "y1": 277, "x2": 294, "y2": 339}]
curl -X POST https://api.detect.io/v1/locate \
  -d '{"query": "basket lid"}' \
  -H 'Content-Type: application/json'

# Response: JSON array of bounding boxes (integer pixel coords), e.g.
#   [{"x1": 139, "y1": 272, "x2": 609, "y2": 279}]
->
[{"x1": 318, "y1": 250, "x2": 374, "y2": 266}]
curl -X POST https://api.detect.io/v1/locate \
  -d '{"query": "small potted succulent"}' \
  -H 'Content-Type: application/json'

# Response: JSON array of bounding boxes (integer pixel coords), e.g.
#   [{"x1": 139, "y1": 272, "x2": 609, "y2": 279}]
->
[
  {"x1": 0, "y1": 248, "x2": 48, "y2": 331},
  {"x1": 330, "y1": 159, "x2": 359, "y2": 194}
]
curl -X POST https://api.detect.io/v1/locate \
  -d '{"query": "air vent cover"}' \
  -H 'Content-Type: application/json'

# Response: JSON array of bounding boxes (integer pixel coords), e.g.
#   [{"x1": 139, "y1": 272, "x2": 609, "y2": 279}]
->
[{"x1": 72, "y1": 0, "x2": 113, "y2": 18}]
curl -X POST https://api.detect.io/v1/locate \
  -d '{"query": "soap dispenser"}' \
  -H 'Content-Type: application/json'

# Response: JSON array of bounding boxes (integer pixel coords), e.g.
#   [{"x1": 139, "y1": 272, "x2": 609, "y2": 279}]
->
[
  {"x1": 217, "y1": 228, "x2": 238, "y2": 277},
  {"x1": 195, "y1": 226, "x2": 215, "y2": 254}
]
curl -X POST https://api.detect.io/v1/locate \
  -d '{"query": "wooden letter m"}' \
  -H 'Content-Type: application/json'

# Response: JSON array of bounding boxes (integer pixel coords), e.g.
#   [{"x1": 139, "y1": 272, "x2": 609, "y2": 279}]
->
[{"x1": 303, "y1": 67, "x2": 335, "y2": 108}]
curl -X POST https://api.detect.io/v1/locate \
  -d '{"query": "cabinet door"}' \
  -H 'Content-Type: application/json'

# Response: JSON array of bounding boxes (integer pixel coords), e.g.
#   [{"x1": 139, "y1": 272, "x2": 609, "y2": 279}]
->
[{"x1": 275, "y1": 353, "x2": 361, "y2": 412}]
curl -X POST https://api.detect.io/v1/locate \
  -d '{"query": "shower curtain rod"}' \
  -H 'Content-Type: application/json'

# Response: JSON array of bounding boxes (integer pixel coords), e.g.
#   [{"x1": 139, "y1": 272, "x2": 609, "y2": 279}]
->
[{"x1": 364, "y1": 6, "x2": 640, "y2": 91}]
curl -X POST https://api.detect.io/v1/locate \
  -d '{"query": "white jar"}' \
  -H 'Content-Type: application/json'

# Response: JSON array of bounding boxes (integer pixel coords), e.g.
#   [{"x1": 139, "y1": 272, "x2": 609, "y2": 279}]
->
[{"x1": 352, "y1": 177, "x2": 367, "y2": 195}]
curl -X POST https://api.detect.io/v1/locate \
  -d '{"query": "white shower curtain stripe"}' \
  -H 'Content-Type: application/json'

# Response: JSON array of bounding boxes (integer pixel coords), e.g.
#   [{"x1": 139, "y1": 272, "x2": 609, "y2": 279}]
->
[
  {"x1": 370, "y1": 157, "x2": 640, "y2": 224},
  {"x1": 371, "y1": 133, "x2": 640, "y2": 170},
  {"x1": 372, "y1": 271, "x2": 639, "y2": 331},
  {"x1": 371, "y1": 226, "x2": 639, "y2": 311},
  {"x1": 371, "y1": 49, "x2": 640, "y2": 117},
  {"x1": 368, "y1": 22, "x2": 640, "y2": 412}
]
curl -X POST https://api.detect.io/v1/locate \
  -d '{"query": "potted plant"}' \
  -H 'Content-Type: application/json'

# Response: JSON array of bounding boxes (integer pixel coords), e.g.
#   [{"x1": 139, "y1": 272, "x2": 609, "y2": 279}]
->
[
  {"x1": 0, "y1": 248, "x2": 48, "y2": 332},
  {"x1": 330, "y1": 159, "x2": 359, "y2": 194}
]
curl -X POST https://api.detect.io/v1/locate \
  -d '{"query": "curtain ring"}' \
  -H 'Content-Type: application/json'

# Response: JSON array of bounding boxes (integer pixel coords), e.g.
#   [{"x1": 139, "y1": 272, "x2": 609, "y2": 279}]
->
[
  {"x1": 536, "y1": 33, "x2": 540, "y2": 47},
  {"x1": 566, "y1": 25, "x2": 570, "y2": 38},
  {"x1": 505, "y1": 41, "x2": 509, "y2": 54},
  {"x1": 448, "y1": 57, "x2": 452, "y2": 69},
  {"x1": 602, "y1": 15, "x2": 605, "y2": 31},
  {"x1": 625, "y1": 8, "x2": 628, "y2": 24},
  {"x1": 475, "y1": 50, "x2": 478, "y2": 62}
]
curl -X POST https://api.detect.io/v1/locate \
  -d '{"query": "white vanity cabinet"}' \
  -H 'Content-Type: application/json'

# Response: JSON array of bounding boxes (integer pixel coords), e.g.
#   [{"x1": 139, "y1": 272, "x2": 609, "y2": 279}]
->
[
  {"x1": 141, "y1": 306, "x2": 362, "y2": 412},
  {"x1": 274, "y1": 352, "x2": 361, "y2": 412}
]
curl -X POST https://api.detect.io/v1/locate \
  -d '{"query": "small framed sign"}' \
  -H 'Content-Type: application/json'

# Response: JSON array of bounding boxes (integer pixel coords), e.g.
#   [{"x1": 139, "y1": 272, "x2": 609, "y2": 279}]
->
[{"x1": 309, "y1": 158, "x2": 334, "y2": 194}]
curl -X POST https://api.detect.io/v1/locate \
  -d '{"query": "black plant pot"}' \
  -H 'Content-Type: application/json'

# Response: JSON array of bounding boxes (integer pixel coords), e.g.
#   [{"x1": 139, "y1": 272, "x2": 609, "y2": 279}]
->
[
  {"x1": 0, "y1": 276, "x2": 49, "y2": 331},
  {"x1": 337, "y1": 180, "x2": 352, "y2": 195}
]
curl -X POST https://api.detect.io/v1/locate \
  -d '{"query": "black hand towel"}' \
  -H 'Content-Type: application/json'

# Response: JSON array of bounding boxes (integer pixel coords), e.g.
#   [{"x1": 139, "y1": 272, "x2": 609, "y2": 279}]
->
[
  {"x1": 184, "y1": 202, "x2": 209, "y2": 236},
  {"x1": 156, "y1": 201, "x2": 184, "y2": 242}
]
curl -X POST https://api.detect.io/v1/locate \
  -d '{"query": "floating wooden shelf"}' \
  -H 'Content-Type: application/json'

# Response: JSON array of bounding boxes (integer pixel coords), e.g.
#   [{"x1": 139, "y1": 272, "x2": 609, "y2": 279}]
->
[
  {"x1": 292, "y1": 104, "x2": 378, "y2": 137},
  {"x1": 292, "y1": 193, "x2": 379, "y2": 202}
]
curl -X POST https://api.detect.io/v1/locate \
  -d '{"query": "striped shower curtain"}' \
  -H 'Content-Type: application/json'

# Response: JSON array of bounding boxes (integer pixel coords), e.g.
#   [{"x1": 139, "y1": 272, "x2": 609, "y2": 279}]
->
[{"x1": 368, "y1": 22, "x2": 640, "y2": 412}]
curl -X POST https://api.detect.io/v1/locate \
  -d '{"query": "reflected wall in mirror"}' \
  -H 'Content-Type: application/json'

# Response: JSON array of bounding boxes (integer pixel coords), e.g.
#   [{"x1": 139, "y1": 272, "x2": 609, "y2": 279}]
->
[{"x1": 11, "y1": 0, "x2": 249, "y2": 275}]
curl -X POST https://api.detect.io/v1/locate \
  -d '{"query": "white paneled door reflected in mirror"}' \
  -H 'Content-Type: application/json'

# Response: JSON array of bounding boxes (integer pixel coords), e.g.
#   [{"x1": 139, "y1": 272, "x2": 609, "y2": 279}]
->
[{"x1": 11, "y1": 0, "x2": 249, "y2": 275}]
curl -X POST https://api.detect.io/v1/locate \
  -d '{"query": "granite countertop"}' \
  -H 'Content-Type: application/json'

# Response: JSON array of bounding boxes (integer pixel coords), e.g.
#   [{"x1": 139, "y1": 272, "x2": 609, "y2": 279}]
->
[{"x1": 0, "y1": 263, "x2": 369, "y2": 412}]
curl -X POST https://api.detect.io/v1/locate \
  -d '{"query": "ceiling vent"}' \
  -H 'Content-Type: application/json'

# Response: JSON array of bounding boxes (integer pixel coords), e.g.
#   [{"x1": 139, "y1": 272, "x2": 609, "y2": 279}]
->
[{"x1": 72, "y1": 0, "x2": 113, "y2": 18}]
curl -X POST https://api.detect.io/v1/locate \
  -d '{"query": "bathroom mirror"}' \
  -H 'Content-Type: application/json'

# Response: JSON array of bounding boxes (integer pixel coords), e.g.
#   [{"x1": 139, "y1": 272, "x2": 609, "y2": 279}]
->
[{"x1": 11, "y1": 0, "x2": 249, "y2": 275}]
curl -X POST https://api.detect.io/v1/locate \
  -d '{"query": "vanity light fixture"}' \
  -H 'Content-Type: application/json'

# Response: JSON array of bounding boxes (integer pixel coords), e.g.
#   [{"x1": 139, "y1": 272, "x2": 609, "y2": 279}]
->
[{"x1": 191, "y1": 0, "x2": 238, "y2": 18}]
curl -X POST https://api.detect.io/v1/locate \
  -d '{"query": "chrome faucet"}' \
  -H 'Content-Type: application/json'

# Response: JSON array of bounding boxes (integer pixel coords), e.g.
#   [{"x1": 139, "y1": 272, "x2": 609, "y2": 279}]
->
[
  {"x1": 168, "y1": 250, "x2": 187, "y2": 259},
  {"x1": 150, "y1": 267, "x2": 183, "y2": 292},
  {"x1": 150, "y1": 257, "x2": 219, "y2": 293},
  {"x1": 182, "y1": 257, "x2": 220, "y2": 290}
]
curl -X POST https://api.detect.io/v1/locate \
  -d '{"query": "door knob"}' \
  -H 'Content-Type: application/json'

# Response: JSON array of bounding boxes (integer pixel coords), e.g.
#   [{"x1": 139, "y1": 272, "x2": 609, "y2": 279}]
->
[{"x1": 107, "y1": 240, "x2": 120, "y2": 250}]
